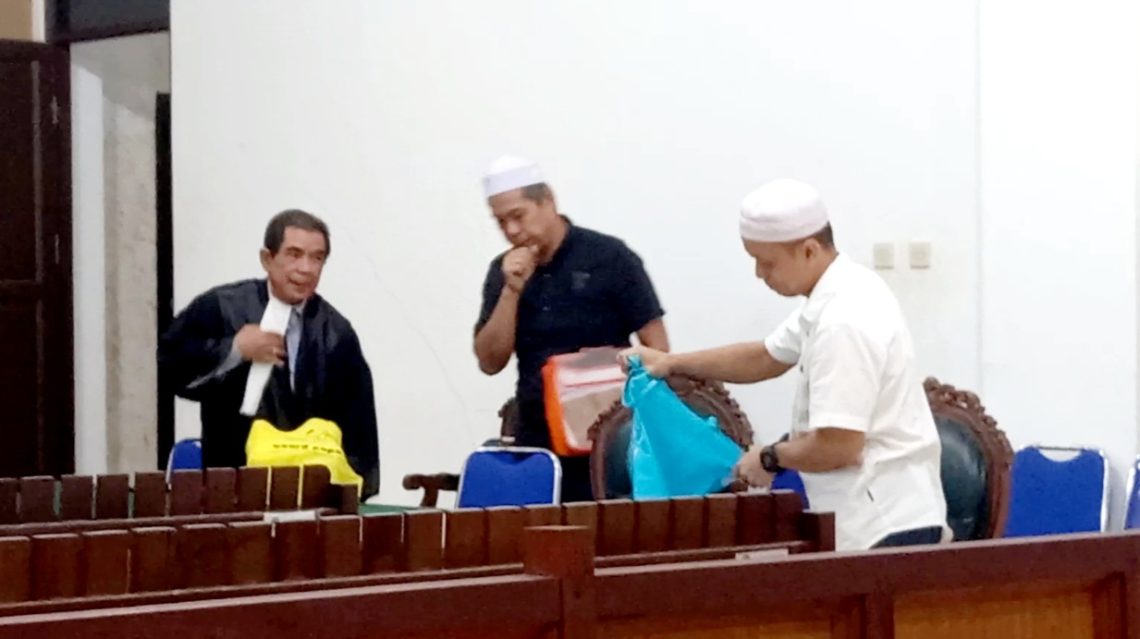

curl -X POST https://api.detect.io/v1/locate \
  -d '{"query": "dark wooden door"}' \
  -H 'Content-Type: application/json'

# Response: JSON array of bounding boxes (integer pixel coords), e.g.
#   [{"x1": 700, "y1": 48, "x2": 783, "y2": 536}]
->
[
  {"x1": 156, "y1": 91, "x2": 172, "y2": 469},
  {"x1": 0, "y1": 41, "x2": 73, "y2": 477}
]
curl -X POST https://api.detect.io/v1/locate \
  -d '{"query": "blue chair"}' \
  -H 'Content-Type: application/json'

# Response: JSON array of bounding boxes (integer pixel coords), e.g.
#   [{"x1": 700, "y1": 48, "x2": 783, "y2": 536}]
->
[
  {"x1": 1125, "y1": 457, "x2": 1140, "y2": 529},
  {"x1": 771, "y1": 469, "x2": 809, "y2": 509},
  {"x1": 165, "y1": 438, "x2": 203, "y2": 482},
  {"x1": 455, "y1": 446, "x2": 562, "y2": 508},
  {"x1": 1004, "y1": 446, "x2": 1108, "y2": 537}
]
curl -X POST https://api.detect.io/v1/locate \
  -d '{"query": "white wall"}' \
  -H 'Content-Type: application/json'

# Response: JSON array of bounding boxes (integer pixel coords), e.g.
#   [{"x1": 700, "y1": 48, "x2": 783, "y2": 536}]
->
[
  {"x1": 172, "y1": 0, "x2": 979, "y2": 505},
  {"x1": 72, "y1": 33, "x2": 171, "y2": 473},
  {"x1": 979, "y1": 0, "x2": 1140, "y2": 526},
  {"x1": 71, "y1": 62, "x2": 107, "y2": 475},
  {"x1": 31, "y1": 0, "x2": 44, "y2": 41}
]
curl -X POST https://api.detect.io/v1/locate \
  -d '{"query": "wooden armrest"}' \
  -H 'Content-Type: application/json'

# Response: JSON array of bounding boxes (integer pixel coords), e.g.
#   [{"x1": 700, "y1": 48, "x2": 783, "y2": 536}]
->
[{"x1": 402, "y1": 473, "x2": 460, "y2": 507}]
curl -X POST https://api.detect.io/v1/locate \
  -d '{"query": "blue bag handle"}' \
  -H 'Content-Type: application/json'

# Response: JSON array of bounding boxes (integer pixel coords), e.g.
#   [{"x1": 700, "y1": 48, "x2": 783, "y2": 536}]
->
[{"x1": 622, "y1": 355, "x2": 659, "y2": 409}]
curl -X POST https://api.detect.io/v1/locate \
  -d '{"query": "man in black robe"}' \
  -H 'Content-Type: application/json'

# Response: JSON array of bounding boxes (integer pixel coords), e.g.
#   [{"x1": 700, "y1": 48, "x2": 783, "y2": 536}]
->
[{"x1": 159, "y1": 210, "x2": 379, "y2": 498}]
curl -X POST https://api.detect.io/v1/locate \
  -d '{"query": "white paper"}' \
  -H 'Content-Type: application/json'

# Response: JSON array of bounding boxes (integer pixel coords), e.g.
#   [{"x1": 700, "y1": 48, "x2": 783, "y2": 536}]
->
[
  {"x1": 263, "y1": 509, "x2": 319, "y2": 523},
  {"x1": 239, "y1": 297, "x2": 293, "y2": 416},
  {"x1": 735, "y1": 548, "x2": 790, "y2": 561}
]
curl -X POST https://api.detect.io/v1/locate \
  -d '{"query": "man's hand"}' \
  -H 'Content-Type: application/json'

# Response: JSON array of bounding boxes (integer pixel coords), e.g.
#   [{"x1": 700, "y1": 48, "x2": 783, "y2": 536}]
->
[
  {"x1": 234, "y1": 324, "x2": 285, "y2": 365},
  {"x1": 502, "y1": 246, "x2": 538, "y2": 293},
  {"x1": 618, "y1": 345, "x2": 673, "y2": 378},
  {"x1": 733, "y1": 444, "x2": 774, "y2": 488}
]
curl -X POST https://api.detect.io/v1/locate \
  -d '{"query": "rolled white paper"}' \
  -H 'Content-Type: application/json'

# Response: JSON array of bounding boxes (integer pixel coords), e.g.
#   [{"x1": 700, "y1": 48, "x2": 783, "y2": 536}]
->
[{"x1": 239, "y1": 296, "x2": 293, "y2": 416}]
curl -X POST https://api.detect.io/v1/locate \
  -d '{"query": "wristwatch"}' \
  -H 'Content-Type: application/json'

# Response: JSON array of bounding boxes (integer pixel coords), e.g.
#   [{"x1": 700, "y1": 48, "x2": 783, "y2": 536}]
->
[{"x1": 760, "y1": 443, "x2": 784, "y2": 473}]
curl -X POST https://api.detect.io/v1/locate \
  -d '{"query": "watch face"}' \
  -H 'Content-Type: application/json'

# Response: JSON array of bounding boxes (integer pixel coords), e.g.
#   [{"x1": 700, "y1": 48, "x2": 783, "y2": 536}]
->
[{"x1": 761, "y1": 447, "x2": 779, "y2": 472}]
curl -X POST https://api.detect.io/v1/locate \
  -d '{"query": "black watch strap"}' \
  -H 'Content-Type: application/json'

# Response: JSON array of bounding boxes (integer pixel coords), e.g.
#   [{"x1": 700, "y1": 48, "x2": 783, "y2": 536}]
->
[{"x1": 760, "y1": 444, "x2": 784, "y2": 473}]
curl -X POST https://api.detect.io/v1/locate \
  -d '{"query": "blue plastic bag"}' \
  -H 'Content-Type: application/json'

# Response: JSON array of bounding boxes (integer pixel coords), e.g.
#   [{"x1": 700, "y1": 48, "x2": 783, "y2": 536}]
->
[{"x1": 624, "y1": 357, "x2": 743, "y2": 499}]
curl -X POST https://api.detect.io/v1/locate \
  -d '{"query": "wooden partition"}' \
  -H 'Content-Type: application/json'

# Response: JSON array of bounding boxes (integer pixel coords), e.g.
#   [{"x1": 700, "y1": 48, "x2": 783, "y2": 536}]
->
[
  {"x1": 0, "y1": 466, "x2": 357, "y2": 533},
  {"x1": 382, "y1": 490, "x2": 827, "y2": 571},
  {"x1": 0, "y1": 491, "x2": 830, "y2": 618},
  {"x1": 590, "y1": 530, "x2": 1140, "y2": 638},
  {"x1": 4, "y1": 527, "x2": 1140, "y2": 638}
]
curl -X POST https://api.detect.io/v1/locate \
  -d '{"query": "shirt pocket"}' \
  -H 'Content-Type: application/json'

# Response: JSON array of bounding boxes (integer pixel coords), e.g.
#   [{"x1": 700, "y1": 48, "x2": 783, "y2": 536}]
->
[{"x1": 551, "y1": 271, "x2": 609, "y2": 321}]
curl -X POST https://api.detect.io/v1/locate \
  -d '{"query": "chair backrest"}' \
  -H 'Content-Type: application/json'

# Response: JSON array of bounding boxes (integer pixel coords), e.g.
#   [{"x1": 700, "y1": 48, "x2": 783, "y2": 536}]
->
[
  {"x1": 1005, "y1": 446, "x2": 1108, "y2": 537},
  {"x1": 1127, "y1": 458, "x2": 1140, "y2": 530},
  {"x1": 165, "y1": 438, "x2": 203, "y2": 482},
  {"x1": 456, "y1": 447, "x2": 561, "y2": 508},
  {"x1": 771, "y1": 470, "x2": 809, "y2": 508},
  {"x1": 498, "y1": 397, "x2": 521, "y2": 442},
  {"x1": 588, "y1": 376, "x2": 753, "y2": 500},
  {"x1": 935, "y1": 414, "x2": 990, "y2": 540},
  {"x1": 1121, "y1": 457, "x2": 1140, "y2": 528},
  {"x1": 924, "y1": 377, "x2": 1013, "y2": 540}
]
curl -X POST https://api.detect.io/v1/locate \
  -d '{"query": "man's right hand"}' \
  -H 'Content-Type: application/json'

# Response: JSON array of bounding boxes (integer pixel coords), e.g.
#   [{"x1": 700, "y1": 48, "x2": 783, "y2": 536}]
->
[
  {"x1": 501, "y1": 246, "x2": 538, "y2": 293},
  {"x1": 619, "y1": 345, "x2": 674, "y2": 378},
  {"x1": 234, "y1": 324, "x2": 285, "y2": 365}
]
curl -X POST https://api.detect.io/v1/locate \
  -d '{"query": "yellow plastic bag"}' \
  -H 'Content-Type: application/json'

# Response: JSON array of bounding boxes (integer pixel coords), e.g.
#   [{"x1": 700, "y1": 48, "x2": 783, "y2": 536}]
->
[{"x1": 245, "y1": 417, "x2": 363, "y2": 492}]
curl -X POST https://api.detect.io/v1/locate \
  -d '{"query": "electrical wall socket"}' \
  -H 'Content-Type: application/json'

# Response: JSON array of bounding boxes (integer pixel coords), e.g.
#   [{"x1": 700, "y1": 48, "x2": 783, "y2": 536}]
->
[
  {"x1": 872, "y1": 243, "x2": 894, "y2": 270},
  {"x1": 909, "y1": 241, "x2": 932, "y2": 269}
]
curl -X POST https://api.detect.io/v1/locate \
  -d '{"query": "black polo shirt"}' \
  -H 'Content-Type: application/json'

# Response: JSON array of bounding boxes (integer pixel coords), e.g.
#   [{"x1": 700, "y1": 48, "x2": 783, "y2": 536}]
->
[{"x1": 476, "y1": 221, "x2": 664, "y2": 446}]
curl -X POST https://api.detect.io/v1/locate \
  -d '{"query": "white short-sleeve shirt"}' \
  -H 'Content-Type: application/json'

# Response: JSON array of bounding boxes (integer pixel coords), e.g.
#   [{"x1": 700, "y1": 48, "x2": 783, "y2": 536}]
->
[{"x1": 764, "y1": 254, "x2": 949, "y2": 550}]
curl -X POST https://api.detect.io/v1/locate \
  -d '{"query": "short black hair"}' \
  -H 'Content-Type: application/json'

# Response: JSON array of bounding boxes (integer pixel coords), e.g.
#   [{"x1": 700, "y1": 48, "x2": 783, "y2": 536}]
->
[
  {"x1": 808, "y1": 223, "x2": 835, "y2": 249},
  {"x1": 264, "y1": 209, "x2": 330, "y2": 256},
  {"x1": 520, "y1": 183, "x2": 554, "y2": 204}
]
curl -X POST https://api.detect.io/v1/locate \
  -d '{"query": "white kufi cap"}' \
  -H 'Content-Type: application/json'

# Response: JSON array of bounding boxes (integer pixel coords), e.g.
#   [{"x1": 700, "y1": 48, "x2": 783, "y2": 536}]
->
[
  {"x1": 482, "y1": 155, "x2": 545, "y2": 198},
  {"x1": 739, "y1": 178, "x2": 829, "y2": 242}
]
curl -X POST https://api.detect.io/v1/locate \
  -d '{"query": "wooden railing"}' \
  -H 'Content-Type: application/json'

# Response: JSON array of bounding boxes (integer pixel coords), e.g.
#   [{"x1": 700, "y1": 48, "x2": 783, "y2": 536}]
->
[
  {"x1": 0, "y1": 490, "x2": 830, "y2": 618},
  {"x1": 0, "y1": 466, "x2": 358, "y2": 531},
  {"x1": 2, "y1": 527, "x2": 1137, "y2": 638}
]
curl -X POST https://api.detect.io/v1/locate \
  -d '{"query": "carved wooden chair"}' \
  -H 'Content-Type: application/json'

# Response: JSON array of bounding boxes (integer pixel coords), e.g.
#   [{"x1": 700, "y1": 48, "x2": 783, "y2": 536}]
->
[
  {"x1": 924, "y1": 376, "x2": 1013, "y2": 540},
  {"x1": 402, "y1": 398, "x2": 521, "y2": 507},
  {"x1": 587, "y1": 376, "x2": 754, "y2": 500}
]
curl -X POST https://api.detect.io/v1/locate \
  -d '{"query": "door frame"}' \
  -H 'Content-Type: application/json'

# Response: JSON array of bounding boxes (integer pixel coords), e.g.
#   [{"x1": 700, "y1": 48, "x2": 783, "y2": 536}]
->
[
  {"x1": 0, "y1": 40, "x2": 75, "y2": 475},
  {"x1": 156, "y1": 92, "x2": 173, "y2": 469}
]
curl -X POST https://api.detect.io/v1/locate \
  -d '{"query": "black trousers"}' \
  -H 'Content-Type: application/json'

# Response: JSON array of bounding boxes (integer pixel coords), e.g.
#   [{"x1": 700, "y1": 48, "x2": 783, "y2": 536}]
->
[
  {"x1": 871, "y1": 526, "x2": 943, "y2": 548},
  {"x1": 515, "y1": 400, "x2": 595, "y2": 502},
  {"x1": 556, "y1": 455, "x2": 594, "y2": 502}
]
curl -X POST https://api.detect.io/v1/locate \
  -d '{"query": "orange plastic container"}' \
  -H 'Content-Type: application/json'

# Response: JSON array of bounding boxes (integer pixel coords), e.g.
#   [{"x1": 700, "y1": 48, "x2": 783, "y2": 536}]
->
[{"x1": 541, "y1": 347, "x2": 626, "y2": 456}]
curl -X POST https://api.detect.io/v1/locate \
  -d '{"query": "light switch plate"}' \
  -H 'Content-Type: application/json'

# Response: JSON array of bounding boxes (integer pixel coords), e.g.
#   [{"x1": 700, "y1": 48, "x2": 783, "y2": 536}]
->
[
  {"x1": 909, "y1": 241, "x2": 932, "y2": 269},
  {"x1": 872, "y1": 243, "x2": 894, "y2": 270}
]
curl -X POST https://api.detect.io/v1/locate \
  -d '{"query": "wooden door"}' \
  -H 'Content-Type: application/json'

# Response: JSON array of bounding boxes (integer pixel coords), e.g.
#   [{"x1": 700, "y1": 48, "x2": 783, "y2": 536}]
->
[{"x1": 0, "y1": 41, "x2": 73, "y2": 476}]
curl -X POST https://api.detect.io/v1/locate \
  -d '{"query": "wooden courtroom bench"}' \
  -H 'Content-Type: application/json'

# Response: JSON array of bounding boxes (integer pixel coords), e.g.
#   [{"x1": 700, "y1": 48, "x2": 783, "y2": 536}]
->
[
  {"x1": 5, "y1": 524, "x2": 1139, "y2": 638},
  {"x1": 0, "y1": 490, "x2": 830, "y2": 617},
  {"x1": 0, "y1": 466, "x2": 359, "y2": 537}
]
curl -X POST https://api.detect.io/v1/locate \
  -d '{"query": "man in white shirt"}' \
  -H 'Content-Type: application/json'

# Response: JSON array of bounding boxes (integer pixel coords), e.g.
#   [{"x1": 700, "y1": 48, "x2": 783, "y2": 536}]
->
[{"x1": 622, "y1": 179, "x2": 948, "y2": 551}]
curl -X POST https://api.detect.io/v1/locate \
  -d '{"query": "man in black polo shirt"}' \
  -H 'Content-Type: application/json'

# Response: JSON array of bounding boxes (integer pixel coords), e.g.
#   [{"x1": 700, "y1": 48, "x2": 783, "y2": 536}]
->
[{"x1": 473, "y1": 156, "x2": 670, "y2": 502}]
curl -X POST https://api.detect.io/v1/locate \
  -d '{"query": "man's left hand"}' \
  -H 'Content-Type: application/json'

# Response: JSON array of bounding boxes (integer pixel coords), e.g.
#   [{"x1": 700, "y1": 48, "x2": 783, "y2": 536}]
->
[{"x1": 733, "y1": 444, "x2": 774, "y2": 488}]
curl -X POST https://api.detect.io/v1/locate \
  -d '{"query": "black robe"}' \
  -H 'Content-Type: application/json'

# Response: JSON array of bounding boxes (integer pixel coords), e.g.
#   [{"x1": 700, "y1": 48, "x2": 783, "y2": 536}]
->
[{"x1": 159, "y1": 279, "x2": 380, "y2": 498}]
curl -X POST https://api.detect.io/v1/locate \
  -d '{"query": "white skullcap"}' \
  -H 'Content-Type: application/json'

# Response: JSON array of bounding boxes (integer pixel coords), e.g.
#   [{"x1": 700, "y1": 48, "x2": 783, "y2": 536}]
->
[
  {"x1": 482, "y1": 155, "x2": 545, "y2": 198},
  {"x1": 739, "y1": 178, "x2": 829, "y2": 242}
]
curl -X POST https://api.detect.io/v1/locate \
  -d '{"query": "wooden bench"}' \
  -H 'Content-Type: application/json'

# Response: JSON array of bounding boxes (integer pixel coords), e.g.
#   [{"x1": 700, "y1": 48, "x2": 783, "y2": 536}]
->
[
  {"x1": 0, "y1": 491, "x2": 831, "y2": 617},
  {"x1": 6, "y1": 526, "x2": 1139, "y2": 638}
]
